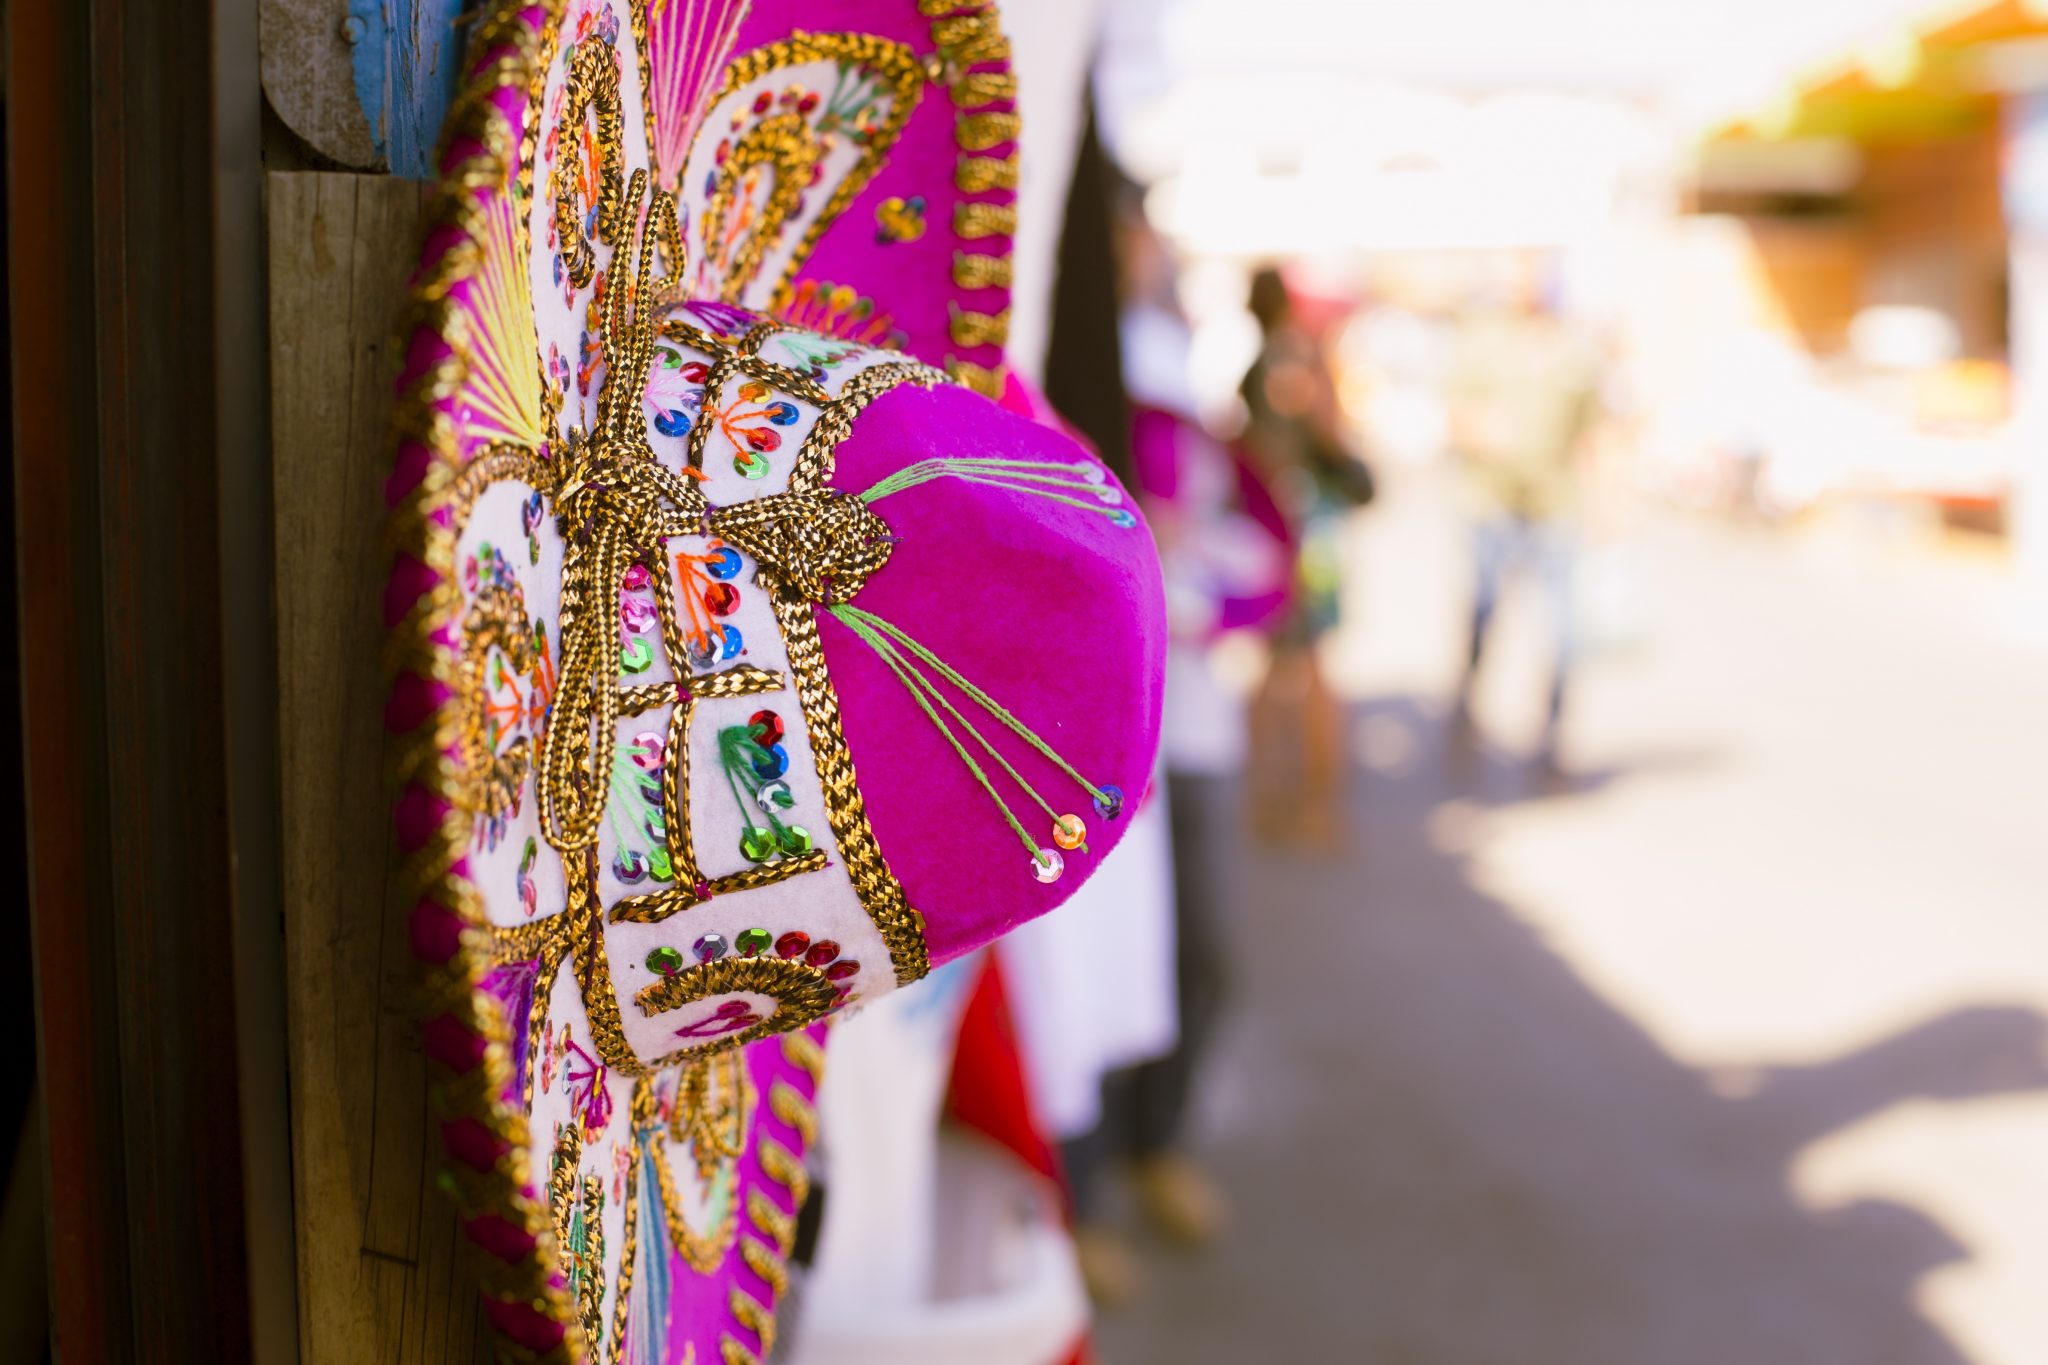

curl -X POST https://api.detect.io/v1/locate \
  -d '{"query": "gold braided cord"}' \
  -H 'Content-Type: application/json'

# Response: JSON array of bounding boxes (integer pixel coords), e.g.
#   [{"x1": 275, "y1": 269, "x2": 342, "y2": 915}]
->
[
  {"x1": 570, "y1": 844, "x2": 647, "y2": 1075},
  {"x1": 739, "y1": 1237, "x2": 789, "y2": 1298},
  {"x1": 534, "y1": 172, "x2": 702, "y2": 857},
  {"x1": 788, "y1": 360, "x2": 946, "y2": 488},
  {"x1": 607, "y1": 851, "x2": 829, "y2": 925},
  {"x1": 929, "y1": 3, "x2": 1016, "y2": 396},
  {"x1": 706, "y1": 488, "x2": 896, "y2": 604},
  {"x1": 481, "y1": 914, "x2": 575, "y2": 967},
  {"x1": 553, "y1": 34, "x2": 629, "y2": 289},
  {"x1": 721, "y1": 1339, "x2": 763, "y2": 1365},
  {"x1": 633, "y1": 956, "x2": 839, "y2": 1037},
  {"x1": 633, "y1": 1075, "x2": 744, "y2": 1275},
  {"x1": 605, "y1": 1130, "x2": 640, "y2": 1362},
  {"x1": 698, "y1": 108, "x2": 825, "y2": 295},
  {"x1": 930, "y1": 12, "x2": 1010, "y2": 68},
  {"x1": 769, "y1": 590, "x2": 931, "y2": 985}
]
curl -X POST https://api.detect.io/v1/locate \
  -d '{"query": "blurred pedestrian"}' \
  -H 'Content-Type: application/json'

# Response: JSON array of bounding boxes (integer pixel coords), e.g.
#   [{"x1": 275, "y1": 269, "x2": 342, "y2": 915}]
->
[
  {"x1": 1444, "y1": 257, "x2": 1601, "y2": 765},
  {"x1": 1240, "y1": 267, "x2": 1374, "y2": 848}
]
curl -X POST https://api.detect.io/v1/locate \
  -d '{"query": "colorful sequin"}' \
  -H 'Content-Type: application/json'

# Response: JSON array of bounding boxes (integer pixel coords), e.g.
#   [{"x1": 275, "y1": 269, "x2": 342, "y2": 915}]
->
[
  {"x1": 718, "y1": 710, "x2": 810, "y2": 864},
  {"x1": 608, "y1": 729, "x2": 673, "y2": 884}
]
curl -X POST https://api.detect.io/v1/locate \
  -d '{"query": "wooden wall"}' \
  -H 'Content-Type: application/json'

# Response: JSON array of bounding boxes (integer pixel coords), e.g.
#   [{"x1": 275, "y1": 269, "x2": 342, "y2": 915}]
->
[{"x1": 266, "y1": 171, "x2": 492, "y2": 1364}]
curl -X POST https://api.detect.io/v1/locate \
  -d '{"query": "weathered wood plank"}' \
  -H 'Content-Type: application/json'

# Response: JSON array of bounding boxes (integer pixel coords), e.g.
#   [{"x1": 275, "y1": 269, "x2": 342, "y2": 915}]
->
[
  {"x1": 260, "y1": 0, "x2": 380, "y2": 168},
  {"x1": 267, "y1": 169, "x2": 493, "y2": 1365},
  {"x1": 260, "y1": 0, "x2": 469, "y2": 177}
]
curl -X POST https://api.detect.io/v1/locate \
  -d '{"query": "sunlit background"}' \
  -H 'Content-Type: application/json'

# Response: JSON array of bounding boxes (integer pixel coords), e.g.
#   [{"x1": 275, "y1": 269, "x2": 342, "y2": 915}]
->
[{"x1": 1074, "y1": 2, "x2": 2048, "y2": 1361}]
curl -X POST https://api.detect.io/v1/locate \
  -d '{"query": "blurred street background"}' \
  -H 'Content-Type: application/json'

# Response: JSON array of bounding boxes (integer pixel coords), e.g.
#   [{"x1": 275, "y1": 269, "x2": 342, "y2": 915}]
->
[{"x1": 1075, "y1": 1, "x2": 2048, "y2": 1361}]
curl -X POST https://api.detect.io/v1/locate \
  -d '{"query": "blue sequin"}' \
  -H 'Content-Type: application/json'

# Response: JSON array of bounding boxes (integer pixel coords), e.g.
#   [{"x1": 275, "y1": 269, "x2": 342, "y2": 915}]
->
[
  {"x1": 1093, "y1": 784, "x2": 1125, "y2": 820},
  {"x1": 750, "y1": 743, "x2": 790, "y2": 781},
  {"x1": 705, "y1": 547, "x2": 744, "y2": 580}
]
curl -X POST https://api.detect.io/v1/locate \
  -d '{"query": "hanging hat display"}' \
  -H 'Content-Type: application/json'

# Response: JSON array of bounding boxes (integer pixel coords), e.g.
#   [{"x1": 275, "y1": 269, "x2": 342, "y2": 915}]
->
[{"x1": 383, "y1": 0, "x2": 1163, "y2": 1359}]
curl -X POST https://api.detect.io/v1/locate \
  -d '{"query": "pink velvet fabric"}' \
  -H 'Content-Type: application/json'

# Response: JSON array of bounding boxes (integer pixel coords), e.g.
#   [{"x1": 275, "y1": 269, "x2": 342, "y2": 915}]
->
[
  {"x1": 820, "y1": 381, "x2": 1166, "y2": 963},
  {"x1": 731, "y1": 0, "x2": 1015, "y2": 379}
]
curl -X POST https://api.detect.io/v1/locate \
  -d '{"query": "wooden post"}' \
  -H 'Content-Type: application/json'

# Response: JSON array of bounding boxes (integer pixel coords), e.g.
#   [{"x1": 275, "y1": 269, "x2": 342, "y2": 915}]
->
[{"x1": 266, "y1": 171, "x2": 492, "y2": 1364}]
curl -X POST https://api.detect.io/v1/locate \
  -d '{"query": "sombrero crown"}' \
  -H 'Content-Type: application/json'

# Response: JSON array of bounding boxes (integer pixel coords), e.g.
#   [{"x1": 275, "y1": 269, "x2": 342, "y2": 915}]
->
[{"x1": 384, "y1": 0, "x2": 1162, "y2": 1358}]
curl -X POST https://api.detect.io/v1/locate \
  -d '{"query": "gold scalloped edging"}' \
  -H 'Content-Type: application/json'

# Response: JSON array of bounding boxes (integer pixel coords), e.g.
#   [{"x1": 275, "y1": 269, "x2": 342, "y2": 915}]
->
[
  {"x1": 925, "y1": 2, "x2": 1017, "y2": 396},
  {"x1": 955, "y1": 153, "x2": 1018, "y2": 194},
  {"x1": 948, "y1": 303, "x2": 1009, "y2": 350},
  {"x1": 767, "y1": 1079, "x2": 818, "y2": 1146},
  {"x1": 953, "y1": 199, "x2": 1016, "y2": 240},
  {"x1": 718, "y1": 1032, "x2": 822, "y2": 1365},
  {"x1": 952, "y1": 250, "x2": 1011, "y2": 290},
  {"x1": 386, "y1": 0, "x2": 589, "y2": 1358}
]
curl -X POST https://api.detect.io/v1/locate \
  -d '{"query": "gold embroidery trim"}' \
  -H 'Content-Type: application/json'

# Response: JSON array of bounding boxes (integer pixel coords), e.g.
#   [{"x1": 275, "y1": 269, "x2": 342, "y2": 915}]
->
[
  {"x1": 553, "y1": 33, "x2": 628, "y2": 289},
  {"x1": 388, "y1": 0, "x2": 584, "y2": 1355},
  {"x1": 703, "y1": 33, "x2": 927, "y2": 305},
  {"x1": 633, "y1": 1074, "x2": 746, "y2": 1275},
  {"x1": 930, "y1": 3, "x2": 1016, "y2": 397},
  {"x1": 719, "y1": 1038, "x2": 822, "y2": 1365},
  {"x1": 607, "y1": 663, "x2": 833, "y2": 926},
  {"x1": 633, "y1": 955, "x2": 841, "y2": 1046}
]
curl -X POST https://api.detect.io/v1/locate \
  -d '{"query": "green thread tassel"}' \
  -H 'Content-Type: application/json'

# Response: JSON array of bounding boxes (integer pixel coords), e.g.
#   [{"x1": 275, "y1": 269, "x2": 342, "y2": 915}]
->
[
  {"x1": 860, "y1": 456, "x2": 1139, "y2": 529},
  {"x1": 827, "y1": 603, "x2": 1111, "y2": 880}
]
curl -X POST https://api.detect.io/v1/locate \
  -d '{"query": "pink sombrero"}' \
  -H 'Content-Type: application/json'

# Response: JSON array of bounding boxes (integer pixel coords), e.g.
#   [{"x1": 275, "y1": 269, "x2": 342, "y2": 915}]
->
[{"x1": 383, "y1": 0, "x2": 1163, "y2": 1359}]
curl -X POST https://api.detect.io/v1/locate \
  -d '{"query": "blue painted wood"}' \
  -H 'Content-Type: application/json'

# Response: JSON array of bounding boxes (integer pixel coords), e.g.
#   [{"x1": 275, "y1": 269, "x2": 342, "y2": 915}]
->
[{"x1": 347, "y1": 0, "x2": 468, "y2": 179}]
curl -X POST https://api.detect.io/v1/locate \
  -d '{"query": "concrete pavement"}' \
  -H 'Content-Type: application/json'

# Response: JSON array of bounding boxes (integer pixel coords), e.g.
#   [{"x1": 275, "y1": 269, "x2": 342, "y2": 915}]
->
[{"x1": 1094, "y1": 477, "x2": 2048, "y2": 1365}]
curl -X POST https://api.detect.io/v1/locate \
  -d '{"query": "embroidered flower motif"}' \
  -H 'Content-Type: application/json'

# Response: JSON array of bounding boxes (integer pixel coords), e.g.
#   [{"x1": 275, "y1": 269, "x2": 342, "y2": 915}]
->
[
  {"x1": 774, "y1": 278, "x2": 906, "y2": 350},
  {"x1": 707, "y1": 379, "x2": 800, "y2": 478},
  {"x1": 517, "y1": 836, "x2": 539, "y2": 918},
  {"x1": 562, "y1": 1036, "x2": 613, "y2": 1139},
  {"x1": 644, "y1": 343, "x2": 709, "y2": 438},
  {"x1": 874, "y1": 194, "x2": 926, "y2": 244},
  {"x1": 609, "y1": 730, "x2": 672, "y2": 885},
  {"x1": 673, "y1": 543, "x2": 746, "y2": 667}
]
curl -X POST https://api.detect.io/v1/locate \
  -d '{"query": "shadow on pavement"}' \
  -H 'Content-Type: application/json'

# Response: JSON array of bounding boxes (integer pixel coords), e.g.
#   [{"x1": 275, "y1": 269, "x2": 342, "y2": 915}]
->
[{"x1": 1093, "y1": 695, "x2": 2048, "y2": 1365}]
